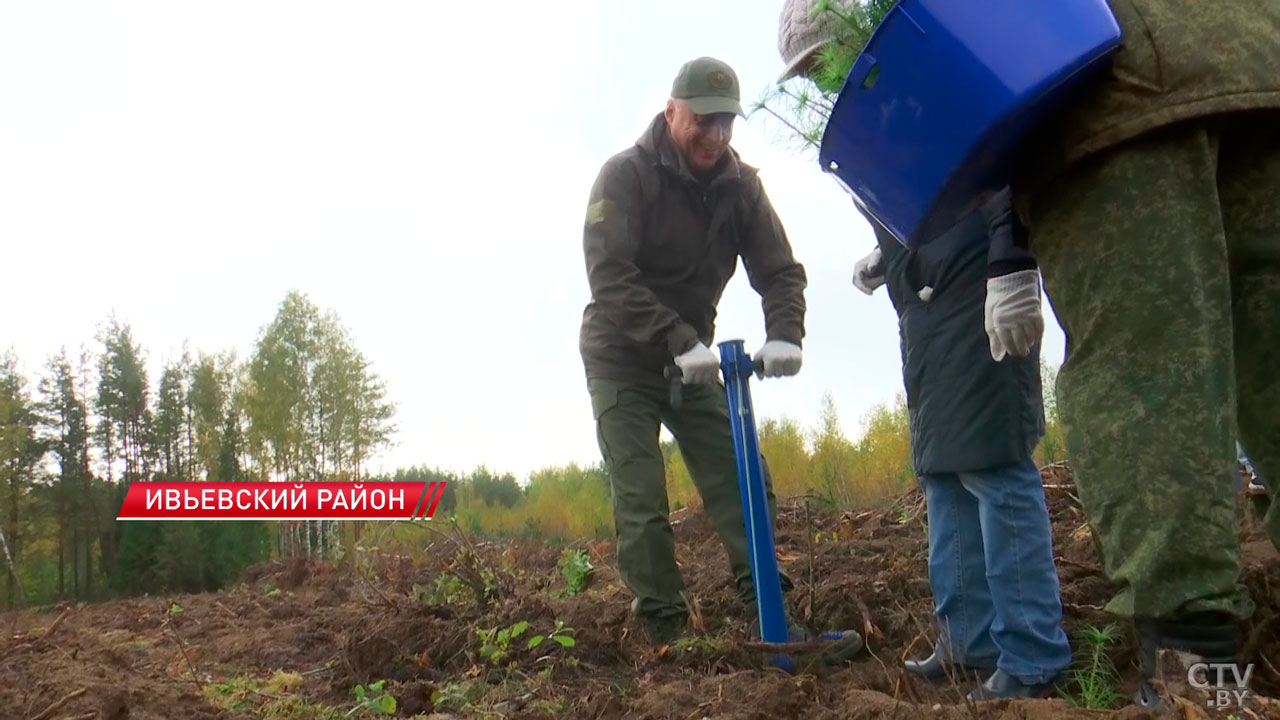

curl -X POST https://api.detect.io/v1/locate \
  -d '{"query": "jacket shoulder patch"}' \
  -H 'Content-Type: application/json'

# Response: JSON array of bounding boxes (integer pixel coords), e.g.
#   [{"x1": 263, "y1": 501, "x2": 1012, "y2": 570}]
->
[{"x1": 586, "y1": 199, "x2": 616, "y2": 226}]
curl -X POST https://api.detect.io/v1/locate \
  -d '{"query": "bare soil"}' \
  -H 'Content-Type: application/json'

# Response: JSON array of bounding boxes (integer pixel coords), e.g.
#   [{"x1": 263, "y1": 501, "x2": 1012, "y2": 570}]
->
[{"x1": 3, "y1": 464, "x2": 1278, "y2": 719}]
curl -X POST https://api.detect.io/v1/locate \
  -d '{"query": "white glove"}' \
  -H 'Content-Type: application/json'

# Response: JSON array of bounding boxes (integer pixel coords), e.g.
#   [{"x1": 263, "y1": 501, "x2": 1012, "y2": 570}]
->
[
  {"x1": 673, "y1": 342, "x2": 720, "y2": 384},
  {"x1": 985, "y1": 269, "x2": 1044, "y2": 361},
  {"x1": 852, "y1": 247, "x2": 885, "y2": 295},
  {"x1": 754, "y1": 340, "x2": 802, "y2": 378}
]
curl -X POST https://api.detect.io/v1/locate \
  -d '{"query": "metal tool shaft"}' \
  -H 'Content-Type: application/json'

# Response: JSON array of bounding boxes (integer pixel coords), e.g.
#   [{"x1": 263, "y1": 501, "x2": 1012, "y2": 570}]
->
[{"x1": 718, "y1": 339, "x2": 788, "y2": 647}]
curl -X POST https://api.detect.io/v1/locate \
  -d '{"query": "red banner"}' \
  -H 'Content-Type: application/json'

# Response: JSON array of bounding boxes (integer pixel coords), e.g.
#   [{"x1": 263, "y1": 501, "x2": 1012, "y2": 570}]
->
[{"x1": 116, "y1": 481, "x2": 447, "y2": 521}]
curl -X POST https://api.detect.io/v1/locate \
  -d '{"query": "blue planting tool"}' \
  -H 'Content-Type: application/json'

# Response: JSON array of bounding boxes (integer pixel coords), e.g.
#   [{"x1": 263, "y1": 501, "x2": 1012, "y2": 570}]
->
[
  {"x1": 718, "y1": 339, "x2": 795, "y2": 673},
  {"x1": 666, "y1": 341, "x2": 864, "y2": 671}
]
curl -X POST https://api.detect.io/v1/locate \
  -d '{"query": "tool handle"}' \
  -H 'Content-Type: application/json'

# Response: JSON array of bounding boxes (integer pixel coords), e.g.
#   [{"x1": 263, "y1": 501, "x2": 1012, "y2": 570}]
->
[
  {"x1": 723, "y1": 355, "x2": 765, "y2": 379},
  {"x1": 663, "y1": 363, "x2": 683, "y2": 410}
]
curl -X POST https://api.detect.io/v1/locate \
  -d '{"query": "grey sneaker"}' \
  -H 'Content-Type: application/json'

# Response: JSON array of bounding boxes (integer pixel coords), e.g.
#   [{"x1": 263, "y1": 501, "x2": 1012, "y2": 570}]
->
[{"x1": 816, "y1": 629, "x2": 866, "y2": 664}]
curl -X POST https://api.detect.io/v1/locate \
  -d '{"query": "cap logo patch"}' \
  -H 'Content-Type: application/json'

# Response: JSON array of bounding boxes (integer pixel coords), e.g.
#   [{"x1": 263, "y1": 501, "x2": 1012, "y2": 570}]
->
[{"x1": 708, "y1": 70, "x2": 731, "y2": 90}]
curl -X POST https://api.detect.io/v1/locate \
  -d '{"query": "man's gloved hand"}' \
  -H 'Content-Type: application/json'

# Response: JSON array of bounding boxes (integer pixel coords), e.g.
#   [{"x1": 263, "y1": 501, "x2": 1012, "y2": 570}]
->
[
  {"x1": 673, "y1": 342, "x2": 720, "y2": 384},
  {"x1": 852, "y1": 247, "x2": 885, "y2": 295},
  {"x1": 754, "y1": 340, "x2": 802, "y2": 378},
  {"x1": 984, "y1": 269, "x2": 1044, "y2": 361}
]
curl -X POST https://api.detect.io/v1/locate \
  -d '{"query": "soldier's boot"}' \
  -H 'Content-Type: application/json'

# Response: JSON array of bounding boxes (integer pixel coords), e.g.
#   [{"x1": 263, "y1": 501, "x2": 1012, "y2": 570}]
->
[
  {"x1": 1133, "y1": 611, "x2": 1241, "y2": 709},
  {"x1": 1134, "y1": 619, "x2": 1162, "y2": 709}
]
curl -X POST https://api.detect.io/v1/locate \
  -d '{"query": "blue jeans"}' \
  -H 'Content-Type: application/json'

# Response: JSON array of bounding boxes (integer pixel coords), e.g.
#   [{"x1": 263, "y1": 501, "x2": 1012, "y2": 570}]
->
[{"x1": 919, "y1": 459, "x2": 1072, "y2": 684}]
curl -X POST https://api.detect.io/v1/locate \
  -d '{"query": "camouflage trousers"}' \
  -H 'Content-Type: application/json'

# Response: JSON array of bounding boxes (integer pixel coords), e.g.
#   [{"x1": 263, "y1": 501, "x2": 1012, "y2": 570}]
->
[
  {"x1": 587, "y1": 376, "x2": 790, "y2": 619},
  {"x1": 1017, "y1": 111, "x2": 1280, "y2": 621}
]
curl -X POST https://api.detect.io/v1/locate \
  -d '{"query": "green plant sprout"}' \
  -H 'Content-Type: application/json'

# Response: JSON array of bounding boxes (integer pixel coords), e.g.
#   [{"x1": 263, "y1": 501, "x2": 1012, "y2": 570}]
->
[
  {"x1": 751, "y1": 0, "x2": 897, "y2": 153},
  {"x1": 527, "y1": 620, "x2": 576, "y2": 651},
  {"x1": 558, "y1": 548, "x2": 593, "y2": 596},
  {"x1": 477, "y1": 620, "x2": 529, "y2": 664},
  {"x1": 1058, "y1": 623, "x2": 1122, "y2": 709},
  {"x1": 349, "y1": 679, "x2": 396, "y2": 716}
]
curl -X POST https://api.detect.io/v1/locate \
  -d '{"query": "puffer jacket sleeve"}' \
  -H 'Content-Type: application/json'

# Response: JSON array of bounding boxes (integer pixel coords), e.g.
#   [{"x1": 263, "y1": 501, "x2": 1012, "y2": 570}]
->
[
  {"x1": 982, "y1": 186, "x2": 1038, "y2": 278},
  {"x1": 582, "y1": 158, "x2": 700, "y2": 357}
]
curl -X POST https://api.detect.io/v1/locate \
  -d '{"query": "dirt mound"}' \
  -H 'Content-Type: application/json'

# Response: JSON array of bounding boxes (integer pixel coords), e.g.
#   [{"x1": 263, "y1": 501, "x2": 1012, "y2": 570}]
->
[{"x1": 2, "y1": 465, "x2": 1278, "y2": 719}]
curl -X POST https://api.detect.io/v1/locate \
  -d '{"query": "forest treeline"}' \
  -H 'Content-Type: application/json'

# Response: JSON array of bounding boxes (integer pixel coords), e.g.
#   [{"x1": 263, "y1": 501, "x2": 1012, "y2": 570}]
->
[{"x1": 0, "y1": 291, "x2": 1065, "y2": 609}]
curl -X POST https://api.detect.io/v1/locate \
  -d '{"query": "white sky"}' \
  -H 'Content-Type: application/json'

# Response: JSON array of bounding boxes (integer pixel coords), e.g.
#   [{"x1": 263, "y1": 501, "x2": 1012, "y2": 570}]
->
[{"x1": 1, "y1": 0, "x2": 1065, "y2": 482}]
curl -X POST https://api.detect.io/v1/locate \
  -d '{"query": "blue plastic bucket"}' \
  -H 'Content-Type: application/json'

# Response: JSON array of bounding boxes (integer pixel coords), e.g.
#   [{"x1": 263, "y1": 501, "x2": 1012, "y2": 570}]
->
[{"x1": 818, "y1": 0, "x2": 1122, "y2": 248}]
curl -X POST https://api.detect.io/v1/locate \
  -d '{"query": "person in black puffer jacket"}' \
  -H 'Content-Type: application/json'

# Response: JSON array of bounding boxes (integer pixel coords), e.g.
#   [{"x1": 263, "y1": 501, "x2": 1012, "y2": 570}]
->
[{"x1": 853, "y1": 190, "x2": 1071, "y2": 701}]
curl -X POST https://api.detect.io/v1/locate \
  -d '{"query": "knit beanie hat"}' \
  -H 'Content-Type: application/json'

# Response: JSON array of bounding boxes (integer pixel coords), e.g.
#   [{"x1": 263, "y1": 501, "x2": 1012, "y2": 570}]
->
[{"x1": 777, "y1": 0, "x2": 855, "y2": 82}]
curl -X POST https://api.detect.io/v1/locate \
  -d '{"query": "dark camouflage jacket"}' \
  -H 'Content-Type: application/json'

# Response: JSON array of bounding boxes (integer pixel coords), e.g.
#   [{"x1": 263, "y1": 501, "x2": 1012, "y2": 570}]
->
[
  {"x1": 1023, "y1": 0, "x2": 1280, "y2": 186},
  {"x1": 578, "y1": 113, "x2": 807, "y2": 386}
]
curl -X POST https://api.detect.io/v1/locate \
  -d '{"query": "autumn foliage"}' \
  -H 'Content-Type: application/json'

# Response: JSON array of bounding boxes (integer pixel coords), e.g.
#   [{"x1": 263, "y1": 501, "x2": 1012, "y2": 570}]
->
[{"x1": 433, "y1": 383, "x2": 1066, "y2": 542}]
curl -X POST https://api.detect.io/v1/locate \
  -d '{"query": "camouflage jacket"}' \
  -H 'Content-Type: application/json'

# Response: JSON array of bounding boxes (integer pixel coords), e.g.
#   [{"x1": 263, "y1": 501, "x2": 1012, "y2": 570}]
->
[
  {"x1": 1023, "y1": 0, "x2": 1280, "y2": 185},
  {"x1": 578, "y1": 113, "x2": 807, "y2": 386}
]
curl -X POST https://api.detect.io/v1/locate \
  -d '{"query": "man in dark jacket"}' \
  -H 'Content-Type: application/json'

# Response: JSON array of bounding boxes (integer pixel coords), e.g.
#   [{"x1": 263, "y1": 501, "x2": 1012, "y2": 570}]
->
[
  {"x1": 578, "y1": 56, "x2": 814, "y2": 646},
  {"x1": 852, "y1": 190, "x2": 1072, "y2": 700}
]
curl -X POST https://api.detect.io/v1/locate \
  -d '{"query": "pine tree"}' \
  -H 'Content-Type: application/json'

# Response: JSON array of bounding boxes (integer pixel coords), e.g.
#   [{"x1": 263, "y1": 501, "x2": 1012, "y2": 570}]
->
[
  {"x1": 0, "y1": 351, "x2": 45, "y2": 607},
  {"x1": 94, "y1": 319, "x2": 153, "y2": 582},
  {"x1": 153, "y1": 362, "x2": 189, "y2": 481},
  {"x1": 751, "y1": 0, "x2": 896, "y2": 152},
  {"x1": 37, "y1": 349, "x2": 96, "y2": 600}
]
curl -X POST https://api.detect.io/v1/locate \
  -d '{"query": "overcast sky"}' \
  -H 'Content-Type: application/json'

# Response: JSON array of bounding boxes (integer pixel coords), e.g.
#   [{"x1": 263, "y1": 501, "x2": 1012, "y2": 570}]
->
[{"x1": 1, "y1": 0, "x2": 1066, "y2": 482}]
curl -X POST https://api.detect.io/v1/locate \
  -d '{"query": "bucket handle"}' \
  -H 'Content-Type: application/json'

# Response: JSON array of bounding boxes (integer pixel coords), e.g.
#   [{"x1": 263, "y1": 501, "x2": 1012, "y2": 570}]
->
[{"x1": 852, "y1": 53, "x2": 880, "y2": 90}]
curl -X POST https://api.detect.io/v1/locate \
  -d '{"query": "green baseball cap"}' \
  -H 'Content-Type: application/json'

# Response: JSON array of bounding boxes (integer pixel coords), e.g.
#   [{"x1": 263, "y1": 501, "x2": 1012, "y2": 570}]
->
[{"x1": 671, "y1": 56, "x2": 744, "y2": 117}]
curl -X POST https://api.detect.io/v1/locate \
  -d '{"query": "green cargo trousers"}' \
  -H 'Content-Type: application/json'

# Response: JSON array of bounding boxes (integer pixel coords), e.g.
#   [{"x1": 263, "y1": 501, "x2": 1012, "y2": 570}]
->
[
  {"x1": 1018, "y1": 111, "x2": 1280, "y2": 622},
  {"x1": 588, "y1": 376, "x2": 790, "y2": 620}
]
